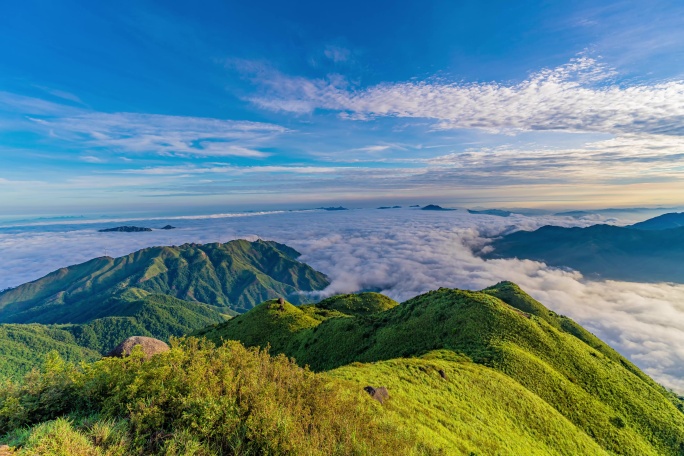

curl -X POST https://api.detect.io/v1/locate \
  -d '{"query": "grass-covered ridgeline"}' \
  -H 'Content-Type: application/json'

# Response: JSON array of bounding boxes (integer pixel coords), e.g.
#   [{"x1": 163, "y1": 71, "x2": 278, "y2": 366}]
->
[
  {"x1": 329, "y1": 351, "x2": 608, "y2": 455},
  {"x1": 0, "y1": 238, "x2": 331, "y2": 379},
  {"x1": 315, "y1": 292, "x2": 399, "y2": 316},
  {"x1": 197, "y1": 283, "x2": 684, "y2": 455}
]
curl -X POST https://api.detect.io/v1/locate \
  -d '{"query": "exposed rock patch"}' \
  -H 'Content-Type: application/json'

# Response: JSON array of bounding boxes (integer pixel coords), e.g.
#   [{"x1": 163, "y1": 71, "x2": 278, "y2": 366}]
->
[
  {"x1": 364, "y1": 386, "x2": 389, "y2": 404},
  {"x1": 105, "y1": 336, "x2": 169, "y2": 359}
]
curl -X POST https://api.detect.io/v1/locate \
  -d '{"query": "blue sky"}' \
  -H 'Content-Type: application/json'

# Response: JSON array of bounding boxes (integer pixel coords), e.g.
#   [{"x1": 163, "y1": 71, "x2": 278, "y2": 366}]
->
[{"x1": 2, "y1": 0, "x2": 684, "y2": 217}]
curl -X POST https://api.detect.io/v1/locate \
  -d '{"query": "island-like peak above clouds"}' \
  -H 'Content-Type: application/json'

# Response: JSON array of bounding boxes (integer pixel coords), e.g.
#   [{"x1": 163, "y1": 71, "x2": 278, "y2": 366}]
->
[
  {"x1": 98, "y1": 226, "x2": 152, "y2": 232},
  {"x1": 421, "y1": 204, "x2": 455, "y2": 211},
  {"x1": 467, "y1": 209, "x2": 513, "y2": 217}
]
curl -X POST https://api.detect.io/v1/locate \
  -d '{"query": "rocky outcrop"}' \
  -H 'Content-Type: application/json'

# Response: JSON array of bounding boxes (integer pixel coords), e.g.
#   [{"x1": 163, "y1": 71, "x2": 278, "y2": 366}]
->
[
  {"x1": 105, "y1": 336, "x2": 169, "y2": 359},
  {"x1": 364, "y1": 386, "x2": 389, "y2": 404}
]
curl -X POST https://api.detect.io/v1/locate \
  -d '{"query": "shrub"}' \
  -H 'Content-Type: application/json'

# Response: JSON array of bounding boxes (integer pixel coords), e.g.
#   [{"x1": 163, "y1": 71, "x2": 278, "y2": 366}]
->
[{"x1": 0, "y1": 339, "x2": 421, "y2": 455}]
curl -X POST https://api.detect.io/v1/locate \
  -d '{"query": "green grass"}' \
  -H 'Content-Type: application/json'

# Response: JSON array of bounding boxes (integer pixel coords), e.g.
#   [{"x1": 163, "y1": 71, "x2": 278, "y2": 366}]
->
[
  {"x1": 0, "y1": 324, "x2": 101, "y2": 381},
  {"x1": 315, "y1": 292, "x2": 399, "y2": 316},
  {"x1": 329, "y1": 350, "x2": 608, "y2": 455},
  {"x1": 198, "y1": 284, "x2": 684, "y2": 455}
]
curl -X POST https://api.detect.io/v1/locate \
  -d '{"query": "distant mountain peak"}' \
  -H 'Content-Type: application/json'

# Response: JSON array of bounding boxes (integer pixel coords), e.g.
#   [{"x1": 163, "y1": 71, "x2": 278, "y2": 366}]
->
[
  {"x1": 630, "y1": 212, "x2": 684, "y2": 230},
  {"x1": 0, "y1": 239, "x2": 329, "y2": 323},
  {"x1": 421, "y1": 204, "x2": 454, "y2": 211}
]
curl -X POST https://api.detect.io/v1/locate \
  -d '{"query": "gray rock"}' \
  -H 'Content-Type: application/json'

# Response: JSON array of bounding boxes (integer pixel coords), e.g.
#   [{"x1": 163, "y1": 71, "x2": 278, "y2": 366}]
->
[
  {"x1": 105, "y1": 336, "x2": 169, "y2": 359},
  {"x1": 364, "y1": 386, "x2": 389, "y2": 404}
]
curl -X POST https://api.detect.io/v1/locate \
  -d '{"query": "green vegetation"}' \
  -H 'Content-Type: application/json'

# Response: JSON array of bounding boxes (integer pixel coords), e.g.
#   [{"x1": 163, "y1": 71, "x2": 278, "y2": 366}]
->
[
  {"x1": 2, "y1": 281, "x2": 684, "y2": 454},
  {"x1": 0, "y1": 339, "x2": 426, "y2": 455},
  {"x1": 486, "y1": 224, "x2": 684, "y2": 282},
  {"x1": 0, "y1": 239, "x2": 330, "y2": 322},
  {"x1": 330, "y1": 351, "x2": 607, "y2": 455},
  {"x1": 0, "y1": 292, "x2": 226, "y2": 380},
  {"x1": 316, "y1": 292, "x2": 399, "y2": 316},
  {"x1": 198, "y1": 283, "x2": 684, "y2": 455},
  {"x1": 0, "y1": 325, "x2": 100, "y2": 381}
]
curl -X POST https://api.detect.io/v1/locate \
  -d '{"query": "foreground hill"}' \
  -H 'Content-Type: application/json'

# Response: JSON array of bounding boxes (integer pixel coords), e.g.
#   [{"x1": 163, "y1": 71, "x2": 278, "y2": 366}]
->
[
  {"x1": 0, "y1": 239, "x2": 330, "y2": 322},
  {"x1": 196, "y1": 283, "x2": 684, "y2": 455},
  {"x1": 0, "y1": 340, "x2": 421, "y2": 455},
  {"x1": 485, "y1": 224, "x2": 684, "y2": 282},
  {"x1": 2, "y1": 284, "x2": 683, "y2": 454}
]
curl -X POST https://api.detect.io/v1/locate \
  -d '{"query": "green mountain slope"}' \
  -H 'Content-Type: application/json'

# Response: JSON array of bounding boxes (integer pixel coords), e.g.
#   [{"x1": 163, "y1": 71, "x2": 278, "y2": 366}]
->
[
  {"x1": 0, "y1": 239, "x2": 330, "y2": 322},
  {"x1": 485, "y1": 224, "x2": 684, "y2": 282},
  {"x1": 330, "y1": 351, "x2": 607, "y2": 455},
  {"x1": 196, "y1": 284, "x2": 684, "y2": 455},
  {"x1": 316, "y1": 292, "x2": 399, "y2": 316},
  {"x1": 0, "y1": 291, "x2": 227, "y2": 379},
  {"x1": 0, "y1": 324, "x2": 101, "y2": 380}
]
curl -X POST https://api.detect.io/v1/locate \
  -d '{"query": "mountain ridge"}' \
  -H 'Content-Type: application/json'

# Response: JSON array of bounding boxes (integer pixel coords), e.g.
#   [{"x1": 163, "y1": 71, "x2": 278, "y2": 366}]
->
[
  {"x1": 630, "y1": 212, "x2": 684, "y2": 230},
  {"x1": 485, "y1": 224, "x2": 684, "y2": 282},
  {"x1": 0, "y1": 239, "x2": 330, "y2": 321},
  {"x1": 195, "y1": 283, "x2": 684, "y2": 455}
]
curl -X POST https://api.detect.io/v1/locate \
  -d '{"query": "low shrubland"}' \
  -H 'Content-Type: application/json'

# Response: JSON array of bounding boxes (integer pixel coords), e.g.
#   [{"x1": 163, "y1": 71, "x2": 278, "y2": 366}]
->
[{"x1": 0, "y1": 338, "x2": 429, "y2": 455}]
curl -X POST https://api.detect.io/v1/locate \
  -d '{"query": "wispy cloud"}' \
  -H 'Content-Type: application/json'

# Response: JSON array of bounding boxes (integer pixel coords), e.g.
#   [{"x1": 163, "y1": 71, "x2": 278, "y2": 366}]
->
[
  {"x1": 0, "y1": 92, "x2": 287, "y2": 158},
  {"x1": 422, "y1": 134, "x2": 684, "y2": 184},
  {"x1": 324, "y1": 45, "x2": 352, "y2": 63},
  {"x1": 80, "y1": 155, "x2": 106, "y2": 164},
  {"x1": 29, "y1": 111, "x2": 283, "y2": 158},
  {"x1": 243, "y1": 56, "x2": 684, "y2": 137}
]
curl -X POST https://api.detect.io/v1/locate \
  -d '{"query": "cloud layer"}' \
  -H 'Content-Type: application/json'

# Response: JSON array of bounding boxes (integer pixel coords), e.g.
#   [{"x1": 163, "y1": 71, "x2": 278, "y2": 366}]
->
[{"x1": 3, "y1": 209, "x2": 684, "y2": 391}]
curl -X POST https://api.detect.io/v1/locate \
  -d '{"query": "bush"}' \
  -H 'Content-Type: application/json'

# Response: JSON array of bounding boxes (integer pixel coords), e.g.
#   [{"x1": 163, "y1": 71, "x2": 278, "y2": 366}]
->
[{"x1": 0, "y1": 338, "x2": 421, "y2": 455}]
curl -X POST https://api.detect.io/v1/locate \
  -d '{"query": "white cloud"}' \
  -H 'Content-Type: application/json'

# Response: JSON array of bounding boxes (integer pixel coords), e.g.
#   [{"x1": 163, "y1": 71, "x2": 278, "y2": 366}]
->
[
  {"x1": 324, "y1": 45, "x2": 351, "y2": 63},
  {"x1": 4, "y1": 209, "x2": 684, "y2": 391},
  {"x1": 81, "y1": 155, "x2": 105, "y2": 163},
  {"x1": 422, "y1": 134, "x2": 684, "y2": 184},
  {"x1": 245, "y1": 56, "x2": 684, "y2": 137},
  {"x1": 0, "y1": 92, "x2": 287, "y2": 158},
  {"x1": 31, "y1": 112, "x2": 285, "y2": 157}
]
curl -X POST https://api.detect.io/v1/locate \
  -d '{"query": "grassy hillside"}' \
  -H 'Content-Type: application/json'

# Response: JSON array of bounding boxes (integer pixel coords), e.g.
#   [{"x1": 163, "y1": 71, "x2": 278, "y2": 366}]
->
[
  {"x1": 3, "y1": 284, "x2": 684, "y2": 454},
  {"x1": 0, "y1": 239, "x2": 330, "y2": 322},
  {"x1": 316, "y1": 292, "x2": 399, "y2": 316},
  {"x1": 485, "y1": 224, "x2": 684, "y2": 282},
  {"x1": 0, "y1": 339, "x2": 426, "y2": 455},
  {"x1": 197, "y1": 284, "x2": 684, "y2": 455},
  {"x1": 329, "y1": 351, "x2": 607, "y2": 455},
  {"x1": 0, "y1": 292, "x2": 227, "y2": 380}
]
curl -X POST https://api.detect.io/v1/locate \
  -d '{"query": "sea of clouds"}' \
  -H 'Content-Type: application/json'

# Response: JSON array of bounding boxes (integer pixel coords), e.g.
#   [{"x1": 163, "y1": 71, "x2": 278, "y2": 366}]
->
[{"x1": 2, "y1": 208, "x2": 684, "y2": 392}]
